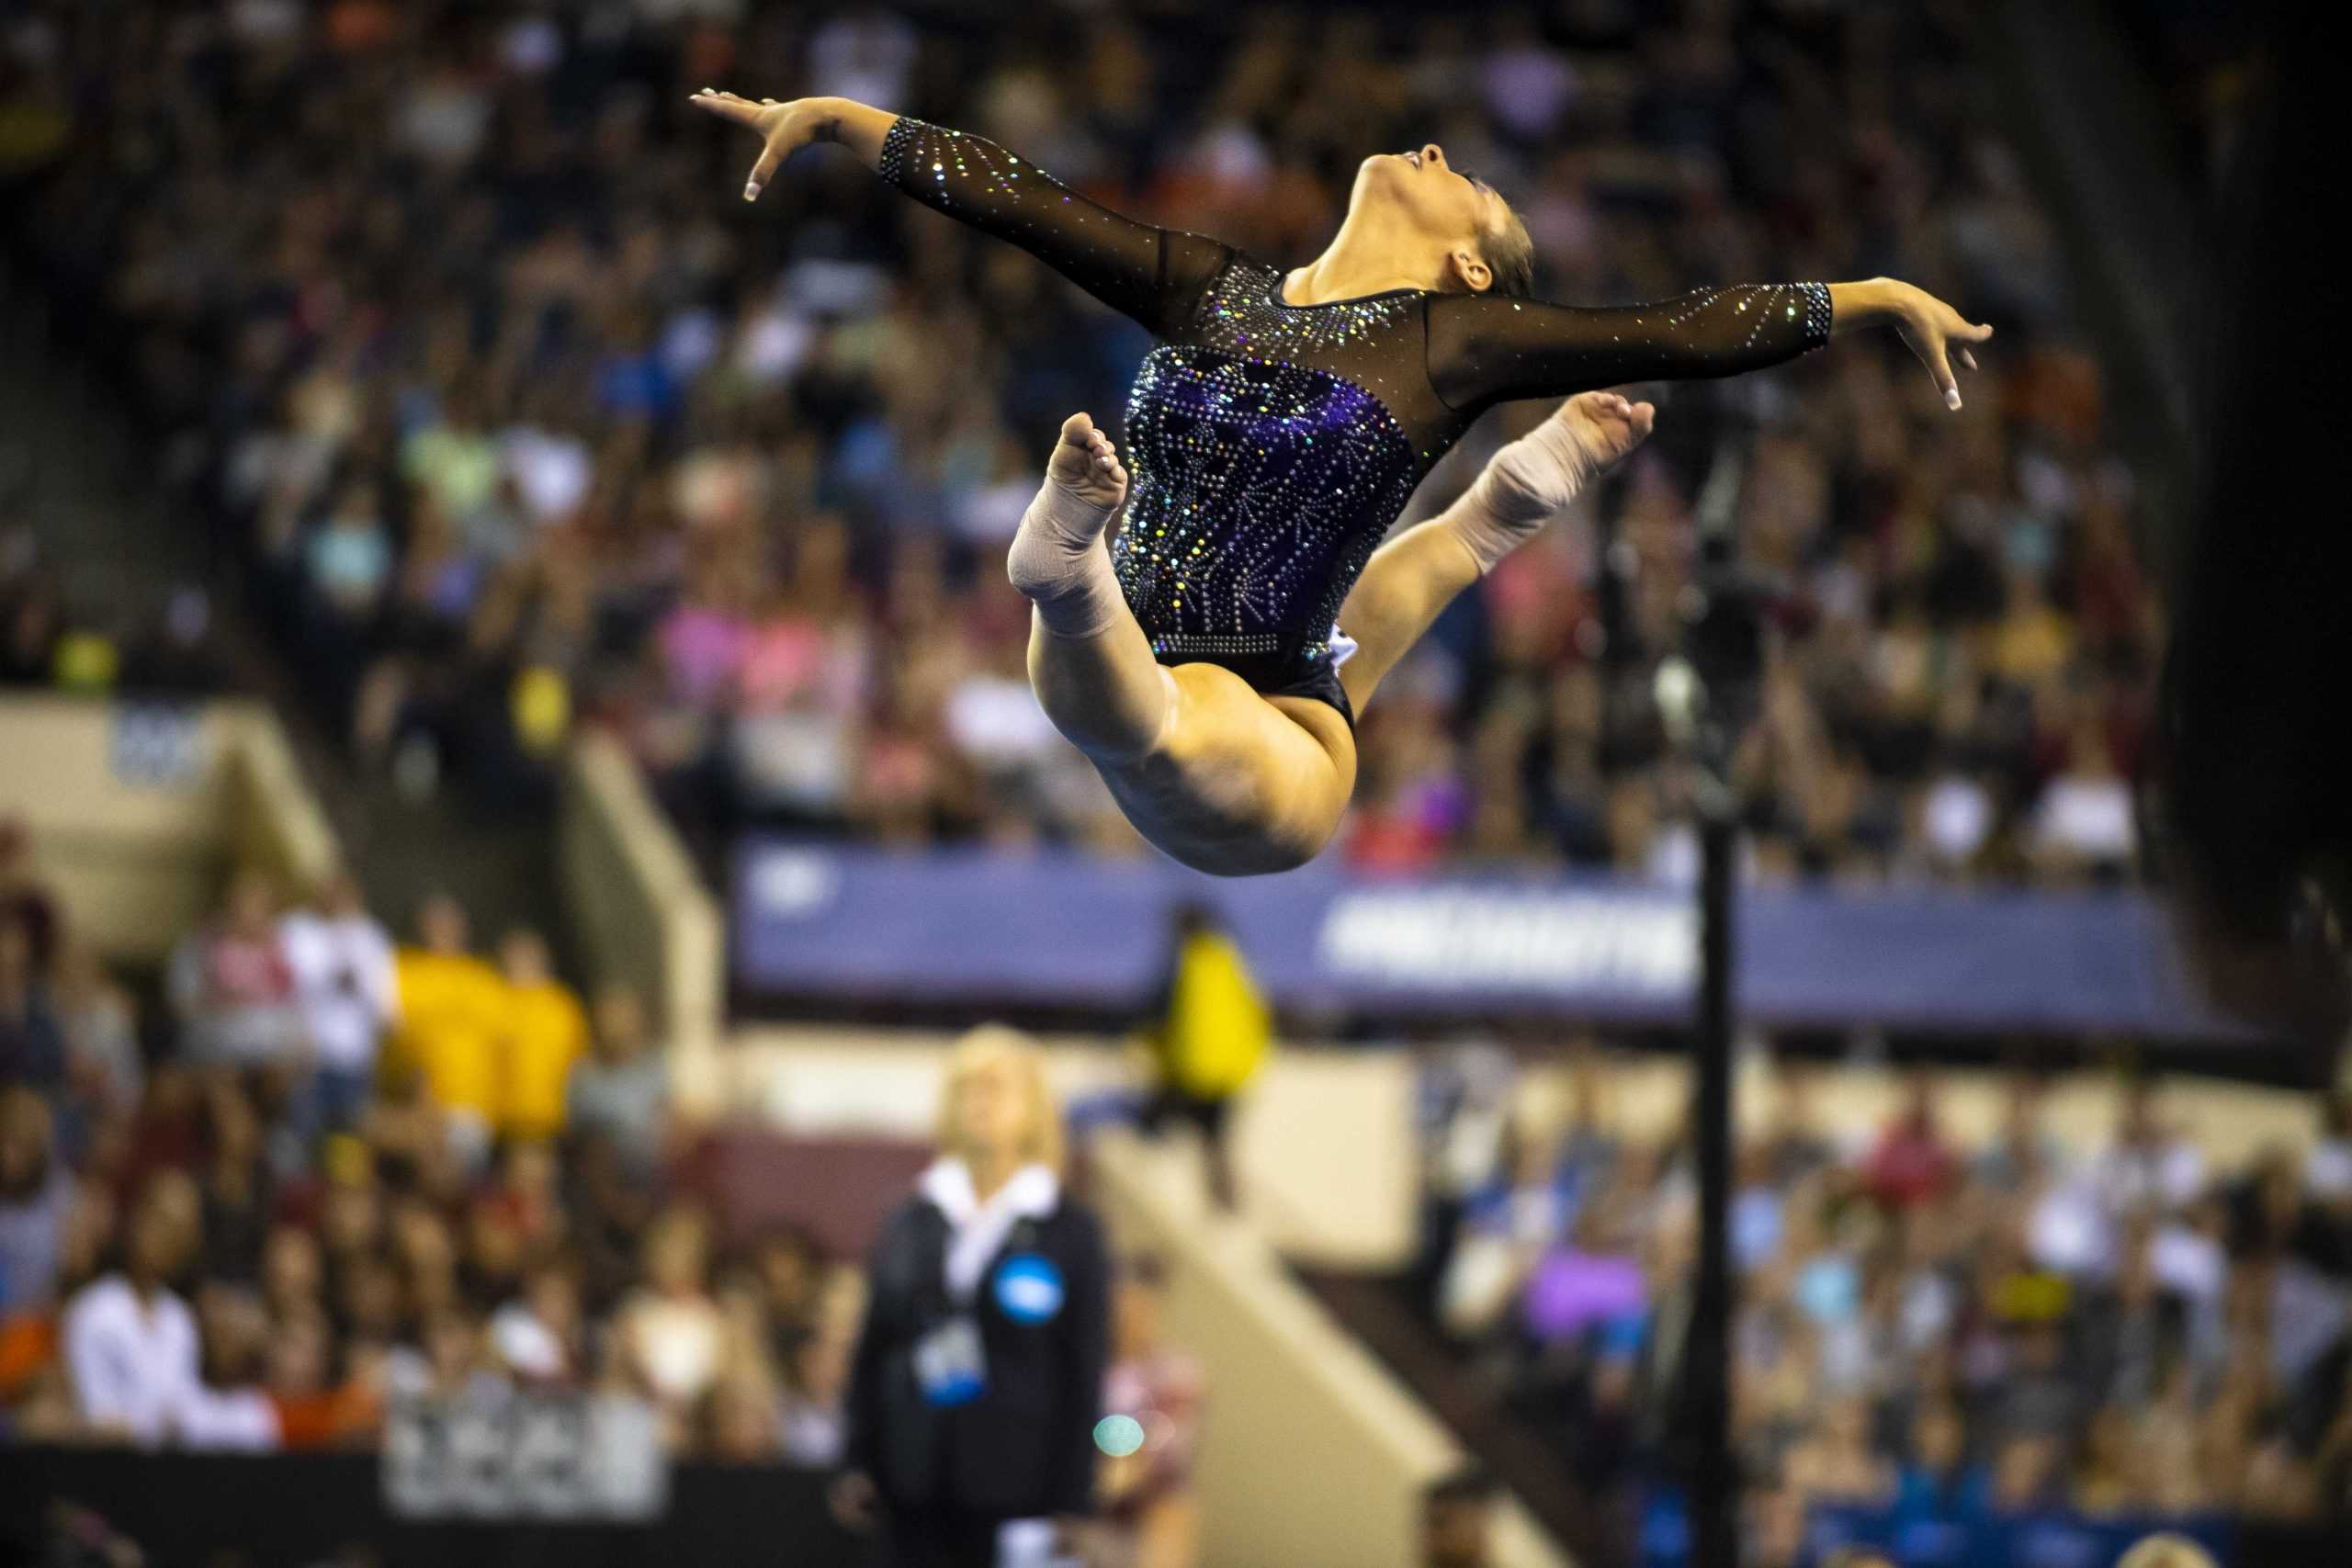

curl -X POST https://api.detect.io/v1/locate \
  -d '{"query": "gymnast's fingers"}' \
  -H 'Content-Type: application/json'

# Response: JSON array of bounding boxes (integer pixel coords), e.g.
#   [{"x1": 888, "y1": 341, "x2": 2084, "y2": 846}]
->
[
  {"x1": 746, "y1": 139, "x2": 786, "y2": 201},
  {"x1": 689, "y1": 89, "x2": 760, "y2": 126},
  {"x1": 1909, "y1": 323, "x2": 1962, "y2": 412}
]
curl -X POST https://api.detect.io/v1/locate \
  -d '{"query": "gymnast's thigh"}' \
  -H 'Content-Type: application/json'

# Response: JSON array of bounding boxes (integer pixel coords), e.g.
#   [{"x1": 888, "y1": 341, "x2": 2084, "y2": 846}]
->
[{"x1": 1095, "y1": 661, "x2": 1357, "y2": 876}]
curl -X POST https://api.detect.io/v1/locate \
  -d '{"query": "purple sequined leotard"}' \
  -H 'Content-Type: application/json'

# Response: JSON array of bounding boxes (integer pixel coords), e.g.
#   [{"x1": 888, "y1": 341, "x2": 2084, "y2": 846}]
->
[{"x1": 877, "y1": 118, "x2": 1832, "y2": 697}]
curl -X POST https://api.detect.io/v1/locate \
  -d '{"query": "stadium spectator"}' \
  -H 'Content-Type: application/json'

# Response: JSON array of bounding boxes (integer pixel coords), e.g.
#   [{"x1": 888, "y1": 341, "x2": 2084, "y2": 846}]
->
[
  {"x1": 1097, "y1": 1254, "x2": 1204, "y2": 1568},
  {"x1": 0, "y1": 1089, "x2": 70, "y2": 1314},
  {"x1": 617, "y1": 1204, "x2": 726, "y2": 1435},
  {"x1": 50, "y1": 942, "x2": 141, "y2": 1127},
  {"x1": 62, "y1": 1173, "x2": 206, "y2": 1446},
  {"x1": 278, "y1": 870, "x2": 398, "y2": 1132},
  {"x1": 492, "y1": 927, "x2": 587, "y2": 1144},
  {"x1": 746, "y1": 1223, "x2": 828, "y2": 1371},
  {"x1": 165, "y1": 870, "x2": 302, "y2": 1071},
  {"x1": 568, "y1": 985, "x2": 669, "y2": 1178},
  {"x1": 1862, "y1": 1070, "x2": 1958, "y2": 1211},
  {"x1": 0, "y1": 910, "x2": 65, "y2": 1095},
  {"x1": 490, "y1": 1258, "x2": 585, "y2": 1388},
  {"x1": 2097, "y1": 1078, "x2": 2207, "y2": 1216},
  {"x1": 0, "y1": 819, "x2": 59, "y2": 971},
  {"x1": 779, "y1": 1309, "x2": 854, "y2": 1468},
  {"x1": 1786, "y1": 1396, "x2": 1895, "y2": 1510},
  {"x1": 2117, "y1": 1536, "x2": 2219, "y2": 1568},
  {"x1": 390, "y1": 894, "x2": 505, "y2": 1169}
]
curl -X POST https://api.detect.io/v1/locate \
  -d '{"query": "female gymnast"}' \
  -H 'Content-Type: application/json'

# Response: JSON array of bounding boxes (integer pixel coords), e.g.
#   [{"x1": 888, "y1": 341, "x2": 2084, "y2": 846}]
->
[{"x1": 691, "y1": 91, "x2": 1991, "y2": 875}]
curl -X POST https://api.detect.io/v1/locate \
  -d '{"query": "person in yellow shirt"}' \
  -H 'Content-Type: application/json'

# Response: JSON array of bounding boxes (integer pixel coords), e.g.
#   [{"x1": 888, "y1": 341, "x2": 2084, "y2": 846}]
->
[
  {"x1": 1141, "y1": 904, "x2": 1272, "y2": 1211},
  {"x1": 390, "y1": 894, "x2": 505, "y2": 1169},
  {"x1": 495, "y1": 927, "x2": 587, "y2": 1144}
]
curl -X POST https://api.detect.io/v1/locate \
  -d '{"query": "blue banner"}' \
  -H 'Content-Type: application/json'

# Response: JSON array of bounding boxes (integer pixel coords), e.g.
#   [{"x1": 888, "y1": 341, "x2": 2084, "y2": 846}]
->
[{"x1": 732, "y1": 841, "x2": 2247, "y2": 1039}]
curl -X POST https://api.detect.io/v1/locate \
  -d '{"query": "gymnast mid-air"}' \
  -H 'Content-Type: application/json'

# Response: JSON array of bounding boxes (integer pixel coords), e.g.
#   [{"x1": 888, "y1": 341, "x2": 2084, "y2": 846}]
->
[{"x1": 692, "y1": 90, "x2": 1990, "y2": 876}]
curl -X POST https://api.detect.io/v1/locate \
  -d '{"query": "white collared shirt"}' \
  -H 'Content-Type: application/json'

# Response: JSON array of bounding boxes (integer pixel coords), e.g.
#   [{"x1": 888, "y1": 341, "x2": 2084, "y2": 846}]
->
[{"x1": 918, "y1": 1158, "x2": 1059, "y2": 1303}]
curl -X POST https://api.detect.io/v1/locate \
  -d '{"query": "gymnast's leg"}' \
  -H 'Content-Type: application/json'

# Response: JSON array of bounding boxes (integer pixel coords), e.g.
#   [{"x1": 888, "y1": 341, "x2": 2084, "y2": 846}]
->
[
  {"x1": 1007, "y1": 412, "x2": 1176, "y2": 765},
  {"x1": 1010, "y1": 414, "x2": 1354, "y2": 874},
  {"x1": 1339, "y1": 391, "x2": 1655, "y2": 714},
  {"x1": 1009, "y1": 396, "x2": 1651, "y2": 873}
]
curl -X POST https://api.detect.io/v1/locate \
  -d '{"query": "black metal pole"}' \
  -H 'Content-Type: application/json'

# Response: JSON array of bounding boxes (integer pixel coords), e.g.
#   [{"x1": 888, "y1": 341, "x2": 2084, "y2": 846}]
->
[
  {"x1": 1688, "y1": 801, "x2": 1738, "y2": 1568},
  {"x1": 1677, "y1": 435, "x2": 1754, "y2": 1568}
]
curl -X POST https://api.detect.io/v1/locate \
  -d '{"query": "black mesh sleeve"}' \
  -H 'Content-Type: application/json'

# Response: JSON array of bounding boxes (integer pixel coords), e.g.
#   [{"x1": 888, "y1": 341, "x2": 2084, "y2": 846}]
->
[
  {"x1": 1425, "y1": 282, "x2": 1834, "y2": 413},
  {"x1": 877, "y1": 118, "x2": 1233, "y2": 339}
]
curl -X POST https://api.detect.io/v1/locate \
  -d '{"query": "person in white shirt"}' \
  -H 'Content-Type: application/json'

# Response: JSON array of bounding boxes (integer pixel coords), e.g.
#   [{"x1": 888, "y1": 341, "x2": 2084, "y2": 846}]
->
[
  {"x1": 62, "y1": 1171, "x2": 278, "y2": 1450},
  {"x1": 278, "y1": 870, "x2": 398, "y2": 1131},
  {"x1": 2094, "y1": 1078, "x2": 2205, "y2": 1219}
]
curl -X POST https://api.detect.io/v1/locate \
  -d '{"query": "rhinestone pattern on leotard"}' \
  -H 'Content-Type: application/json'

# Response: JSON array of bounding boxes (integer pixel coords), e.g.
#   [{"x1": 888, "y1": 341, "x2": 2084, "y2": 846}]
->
[
  {"x1": 1114, "y1": 261, "x2": 1441, "y2": 670},
  {"x1": 1116, "y1": 342, "x2": 1418, "y2": 666},
  {"x1": 876, "y1": 117, "x2": 1834, "y2": 692}
]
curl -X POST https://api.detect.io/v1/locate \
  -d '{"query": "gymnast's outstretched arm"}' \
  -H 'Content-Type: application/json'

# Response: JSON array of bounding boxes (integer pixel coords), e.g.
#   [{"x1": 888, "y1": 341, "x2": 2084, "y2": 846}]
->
[
  {"x1": 690, "y1": 92, "x2": 1232, "y2": 338},
  {"x1": 1426, "y1": 277, "x2": 1992, "y2": 415}
]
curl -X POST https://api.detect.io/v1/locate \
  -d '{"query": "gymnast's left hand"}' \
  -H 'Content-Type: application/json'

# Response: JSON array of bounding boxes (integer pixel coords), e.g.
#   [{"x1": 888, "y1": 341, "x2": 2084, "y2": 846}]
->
[
  {"x1": 689, "y1": 89, "x2": 837, "y2": 202},
  {"x1": 1833, "y1": 278, "x2": 1993, "y2": 412}
]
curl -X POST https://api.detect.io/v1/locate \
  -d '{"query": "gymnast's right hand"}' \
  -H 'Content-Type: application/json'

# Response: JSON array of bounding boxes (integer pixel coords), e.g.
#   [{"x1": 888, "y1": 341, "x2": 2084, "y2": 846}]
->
[{"x1": 688, "y1": 89, "x2": 834, "y2": 202}]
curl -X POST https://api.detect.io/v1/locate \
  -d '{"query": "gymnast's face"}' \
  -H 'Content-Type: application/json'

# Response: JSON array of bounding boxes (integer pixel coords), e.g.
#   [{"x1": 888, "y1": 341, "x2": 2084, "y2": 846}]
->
[{"x1": 1351, "y1": 143, "x2": 1519, "y2": 294}]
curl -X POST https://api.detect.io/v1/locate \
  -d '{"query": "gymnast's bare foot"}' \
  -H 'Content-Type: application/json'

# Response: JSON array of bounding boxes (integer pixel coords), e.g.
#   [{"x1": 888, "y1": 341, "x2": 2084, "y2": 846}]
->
[
  {"x1": 1043, "y1": 412, "x2": 1128, "y2": 510},
  {"x1": 1007, "y1": 413, "x2": 1130, "y2": 633}
]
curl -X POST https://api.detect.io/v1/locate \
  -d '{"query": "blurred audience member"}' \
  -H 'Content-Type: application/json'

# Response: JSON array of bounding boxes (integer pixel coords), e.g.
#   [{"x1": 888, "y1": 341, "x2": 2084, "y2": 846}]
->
[
  {"x1": 62, "y1": 1174, "x2": 205, "y2": 1446},
  {"x1": 1097, "y1": 1255, "x2": 1204, "y2": 1568},
  {"x1": 0, "y1": 911, "x2": 64, "y2": 1094},
  {"x1": 390, "y1": 894, "x2": 505, "y2": 1169},
  {"x1": 0, "y1": 820, "x2": 59, "y2": 971},
  {"x1": 567, "y1": 986, "x2": 668, "y2": 1177},
  {"x1": 493, "y1": 928, "x2": 586, "y2": 1145},
  {"x1": 1863, "y1": 1071, "x2": 1958, "y2": 1211},
  {"x1": 167, "y1": 871, "x2": 301, "y2": 1071},
  {"x1": 2117, "y1": 1534, "x2": 2220, "y2": 1568},
  {"x1": 279, "y1": 870, "x2": 398, "y2": 1130},
  {"x1": 0, "y1": 1089, "x2": 71, "y2": 1314},
  {"x1": 618, "y1": 1205, "x2": 725, "y2": 1427}
]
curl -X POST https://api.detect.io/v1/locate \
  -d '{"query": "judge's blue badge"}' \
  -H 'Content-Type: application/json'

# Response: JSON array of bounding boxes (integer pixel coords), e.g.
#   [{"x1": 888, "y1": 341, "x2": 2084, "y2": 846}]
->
[{"x1": 993, "y1": 1253, "x2": 1066, "y2": 1325}]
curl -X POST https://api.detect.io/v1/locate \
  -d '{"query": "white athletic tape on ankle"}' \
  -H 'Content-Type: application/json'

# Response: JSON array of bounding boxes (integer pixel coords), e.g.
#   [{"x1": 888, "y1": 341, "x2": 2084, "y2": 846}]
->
[
  {"x1": 1007, "y1": 479, "x2": 1125, "y2": 639},
  {"x1": 1453, "y1": 417, "x2": 1594, "y2": 574}
]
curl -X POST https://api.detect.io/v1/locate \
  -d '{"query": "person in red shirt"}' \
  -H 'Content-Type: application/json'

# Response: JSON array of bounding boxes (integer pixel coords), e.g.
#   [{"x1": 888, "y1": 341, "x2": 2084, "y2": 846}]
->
[
  {"x1": 166, "y1": 870, "x2": 303, "y2": 1069},
  {"x1": 1865, "y1": 1068, "x2": 1957, "y2": 1209}
]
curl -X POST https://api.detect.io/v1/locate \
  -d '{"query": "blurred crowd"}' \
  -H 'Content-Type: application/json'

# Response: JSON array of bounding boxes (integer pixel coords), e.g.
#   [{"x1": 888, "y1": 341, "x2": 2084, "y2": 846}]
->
[
  {"x1": 2, "y1": 821, "x2": 1208, "y2": 1568},
  {"x1": 1414, "y1": 1048, "x2": 2352, "y2": 1560},
  {"x1": 0, "y1": 813, "x2": 892, "y2": 1468},
  {"x1": 0, "y1": 526, "x2": 230, "y2": 702},
  {"x1": 2, "y1": 0, "x2": 2152, "y2": 881}
]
